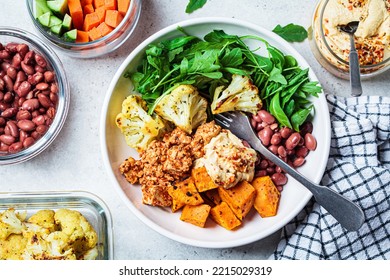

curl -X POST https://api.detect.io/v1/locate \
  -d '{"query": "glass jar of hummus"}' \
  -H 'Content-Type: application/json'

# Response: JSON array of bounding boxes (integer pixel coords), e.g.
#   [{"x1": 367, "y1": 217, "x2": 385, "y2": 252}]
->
[{"x1": 310, "y1": 0, "x2": 390, "y2": 79}]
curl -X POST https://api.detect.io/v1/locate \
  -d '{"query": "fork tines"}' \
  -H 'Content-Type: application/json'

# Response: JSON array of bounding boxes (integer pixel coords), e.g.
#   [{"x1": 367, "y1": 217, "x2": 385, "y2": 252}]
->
[{"x1": 214, "y1": 113, "x2": 233, "y2": 128}]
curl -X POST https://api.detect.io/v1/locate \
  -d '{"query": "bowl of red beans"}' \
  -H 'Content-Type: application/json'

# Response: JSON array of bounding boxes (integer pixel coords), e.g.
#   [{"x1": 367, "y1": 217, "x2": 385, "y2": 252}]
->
[{"x1": 0, "y1": 27, "x2": 69, "y2": 165}]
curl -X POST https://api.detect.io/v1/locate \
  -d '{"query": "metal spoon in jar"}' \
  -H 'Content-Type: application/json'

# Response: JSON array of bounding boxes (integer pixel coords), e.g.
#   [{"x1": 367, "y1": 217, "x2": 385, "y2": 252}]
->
[{"x1": 338, "y1": 21, "x2": 363, "y2": 97}]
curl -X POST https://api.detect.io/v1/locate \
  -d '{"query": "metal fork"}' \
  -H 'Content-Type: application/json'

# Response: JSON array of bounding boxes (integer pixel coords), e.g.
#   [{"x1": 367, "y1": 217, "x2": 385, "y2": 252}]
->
[{"x1": 214, "y1": 111, "x2": 365, "y2": 231}]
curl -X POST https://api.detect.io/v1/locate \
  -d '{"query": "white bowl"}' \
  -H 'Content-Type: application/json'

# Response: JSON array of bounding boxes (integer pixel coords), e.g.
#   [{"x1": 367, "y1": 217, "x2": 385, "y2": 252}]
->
[{"x1": 100, "y1": 17, "x2": 331, "y2": 248}]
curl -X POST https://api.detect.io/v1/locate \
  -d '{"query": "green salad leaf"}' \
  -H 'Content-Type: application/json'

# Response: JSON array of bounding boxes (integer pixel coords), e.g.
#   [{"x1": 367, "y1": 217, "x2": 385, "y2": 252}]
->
[
  {"x1": 272, "y1": 23, "x2": 308, "y2": 42},
  {"x1": 126, "y1": 28, "x2": 321, "y2": 131},
  {"x1": 186, "y1": 0, "x2": 207, "y2": 13}
]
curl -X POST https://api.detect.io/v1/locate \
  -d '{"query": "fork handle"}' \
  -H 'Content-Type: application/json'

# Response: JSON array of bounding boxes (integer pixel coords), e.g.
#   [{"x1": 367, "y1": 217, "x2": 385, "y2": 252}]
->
[
  {"x1": 249, "y1": 138, "x2": 365, "y2": 231},
  {"x1": 349, "y1": 35, "x2": 363, "y2": 97}
]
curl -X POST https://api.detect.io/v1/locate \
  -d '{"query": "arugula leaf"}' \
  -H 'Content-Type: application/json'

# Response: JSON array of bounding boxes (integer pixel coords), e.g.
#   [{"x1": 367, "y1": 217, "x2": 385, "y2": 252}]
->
[
  {"x1": 220, "y1": 48, "x2": 244, "y2": 67},
  {"x1": 269, "y1": 92, "x2": 292, "y2": 128},
  {"x1": 272, "y1": 24, "x2": 308, "y2": 42},
  {"x1": 268, "y1": 67, "x2": 287, "y2": 85},
  {"x1": 291, "y1": 106, "x2": 313, "y2": 131},
  {"x1": 185, "y1": 0, "x2": 207, "y2": 13}
]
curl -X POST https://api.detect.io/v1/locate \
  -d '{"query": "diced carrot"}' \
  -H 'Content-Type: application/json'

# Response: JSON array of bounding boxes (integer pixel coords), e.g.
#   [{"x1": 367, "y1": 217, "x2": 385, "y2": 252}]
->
[
  {"x1": 88, "y1": 27, "x2": 102, "y2": 41},
  {"x1": 117, "y1": 0, "x2": 130, "y2": 16},
  {"x1": 105, "y1": 0, "x2": 117, "y2": 10},
  {"x1": 83, "y1": 12, "x2": 100, "y2": 31},
  {"x1": 93, "y1": 0, "x2": 105, "y2": 8},
  {"x1": 83, "y1": 3, "x2": 95, "y2": 14},
  {"x1": 105, "y1": 10, "x2": 123, "y2": 28},
  {"x1": 68, "y1": 0, "x2": 84, "y2": 30},
  {"x1": 95, "y1": 6, "x2": 106, "y2": 23},
  {"x1": 81, "y1": 0, "x2": 93, "y2": 5},
  {"x1": 76, "y1": 30, "x2": 89, "y2": 43},
  {"x1": 97, "y1": 22, "x2": 114, "y2": 37}
]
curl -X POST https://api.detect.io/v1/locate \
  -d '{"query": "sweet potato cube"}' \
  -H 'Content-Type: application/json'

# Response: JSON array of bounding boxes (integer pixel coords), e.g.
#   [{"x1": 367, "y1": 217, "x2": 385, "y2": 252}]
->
[
  {"x1": 168, "y1": 177, "x2": 204, "y2": 212},
  {"x1": 204, "y1": 188, "x2": 222, "y2": 206},
  {"x1": 83, "y1": 3, "x2": 95, "y2": 14},
  {"x1": 252, "y1": 176, "x2": 280, "y2": 218},
  {"x1": 76, "y1": 30, "x2": 89, "y2": 43},
  {"x1": 218, "y1": 181, "x2": 256, "y2": 220},
  {"x1": 95, "y1": 6, "x2": 106, "y2": 23},
  {"x1": 97, "y1": 22, "x2": 113, "y2": 37},
  {"x1": 68, "y1": 0, "x2": 84, "y2": 30},
  {"x1": 210, "y1": 202, "x2": 241, "y2": 230},
  {"x1": 118, "y1": 0, "x2": 130, "y2": 15},
  {"x1": 191, "y1": 167, "x2": 218, "y2": 192},
  {"x1": 105, "y1": 9, "x2": 123, "y2": 28},
  {"x1": 105, "y1": 0, "x2": 117, "y2": 10},
  {"x1": 180, "y1": 204, "x2": 211, "y2": 228},
  {"x1": 81, "y1": 0, "x2": 93, "y2": 5},
  {"x1": 83, "y1": 12, "x2": 100, "y2": 31},
  {"x1": 88, "y1": 27, "x2": 102, "y2": 41},
  {"x1": 93, "y1": 0, "x2": 105, "y2": 8}
]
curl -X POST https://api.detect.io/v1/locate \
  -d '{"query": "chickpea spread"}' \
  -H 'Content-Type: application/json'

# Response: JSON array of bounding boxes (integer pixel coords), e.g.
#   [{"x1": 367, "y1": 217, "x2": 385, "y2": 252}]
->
[{"x1": 317, "y1": 0, "x2": 390, "y2": 67}]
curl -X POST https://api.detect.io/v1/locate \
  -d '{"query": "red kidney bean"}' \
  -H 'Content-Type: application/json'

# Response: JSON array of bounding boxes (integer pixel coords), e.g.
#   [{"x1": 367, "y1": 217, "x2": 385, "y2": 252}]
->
[
  {"x1": 252, "y1": 114, "x2": 262, "y2": 123},
  {"x1": 271, "y1": 173, "x2": 287, "y2": 186},
  {"x1": 49, "y1": 93, "x2": 58, "y2": 105},
  {"x1": 0, "y1": 50, "x2": 10, "y2": 59},
  {"x1": 0, "y1": 117, "x2": 5, "y2": 127},
  {"x1": 31, "y1": 131, "x2": 41, "y2": 140},
  {"x1": 6, "y1": 121, "x2": 19, "y2": 138},
  {"x1": 293, "y1": 157, "x2": 306, "y2": 167},
  {"x1": 25, "y1": 91, "x2": 34, "y2": 100},
  {"x1": 0, "y1": 78, "x2": 4, "y2": 91},
  {"x1": 256, "y1": 122, "x2": 264, "y2": 131},
  {"x1": 3, "y1": 75, "x2": 14, "y2": 92},
  {"x1": 300, "y1": 122, "x2": 313, "y2": 136},
  {"x1": 31, "y1": 110, "x2": 40, "y2": 118},
  {"x1": 259, "y1": 159, "x2": 268, "y2": 169},
  {"x1": 296, "y1": 146, "x2": 309, "y2": 158},
  {"x1": 15, "y1": 70, "x2": 26, "y2": 84},
  {"x1": 3, "y1": 92, "x2": 14, "y2": 103},
  {"x1": 17, "y1": 120, "x2": 36, "y2": 132},
  {"x1": 17, "y1": 97, "x2": 26, "y2": 107},
  {"x1": 8, "y1": 142, "x2": 23, "y2": 154},
  {"x1": 11, "y1": 53, "x2": 22, "y2": 69},
  {"x1": 32, "y1": 115, "x2": 45, "y2": 126},
  {"x1": 4, "y1": 125, "x2": 10, "y2": 135},
  {"x1": 268, "y1": 145, "x2": 278, "y2": 154},
  {"x1": 23, "y1": 137, "x2": 35, "y2": 148},
  {"x1": 17, "y1": 44, "x2": 29, "y2": 58},
  {"x1": 19, "y1": 130, "x2": 28, "y2": 143},
  {"x1": 0, "y1": 101, "x2": 10, "y2": 111},
  {"x1": 255, "y1": 170, "x2": 267, "y2": 177},
  {"x1": 0, "y1": 134, "x2": 15, "y2": 145},
  {"x1": 36, "y1": 82, "x2": 49, "y2": 90},
  {"x1": 285, "y1": 132, "x2": 301, "y2": 150},
  {"x1": 50, "y1": 83, "x2": 58, "y2": 94},
  {"x1": 37, "y1": 93, "x2": 52, "y2": 108},
  {"x1": 1, "y1": 62, "x2": 11, "y2": 72},
  {"x1": 22, "y1": 98, "x2": 40, "y2": 111},
  {"x1": 44, "y1": 71, "x2": 54, "y2": 83},
  {"x1": 21, "y1": 62, "x2": 34, "y2": 75},
  {"x1": 36, "y1": 124, "x2": 48, "y2": 135},
  {"x1": 32, "y1": 72, "x2": 44, "y2": 85},
  {"x1": 0, "y1": 142, "x2": 9, "y2": 152},
  {"x1": 5, "y1": 43, "x2": 18, "y2": 53},
  {"x1": 305, "y1": 133, "x2": 317, "y2": 151},
  {"x1": 1, "y1": 107, "x2": 17, "y2": 118},
  {"x1": 280, "y1": 127, "x2": 292, "y2": 139},
  {"x1": 0, "y1": 92, "x2": 3, "y2": 101},
  {"x1": 270, "y1": 133, "x2": 282, "y2": 145},
  {"x1": 6, "y1": 67, "x2": 17, "y2": 80},
  {"x1": 17, "y1": 81, "x2": 31, "y2": 97},
  {"x1": 287, "y1": 149, "x2": 295, "y2": 156},
  {"x1": 35, "y1": 65, "x2": 45, "y2": 73},
  {"x1": 277, "y1": 146, "x2": 287, "y2": 158},
  {"x1": 23, "y1": 51, "x2": 35, "y2": 65},
  {"x1": 266, "y1": 167, "x2": 275, "y2": 174},
  {"x1": 258, "y1": 110, "x2": 275, "y2": 124},
  {"x1": 275, "y1": 166, "x2": 283, "y2": 173},
  {"x1": 258, "y1": 126, "x2": 273, "y2": 146},
  {"x1": 34, "y1": 54, "x2": 47, "y2": 68}
]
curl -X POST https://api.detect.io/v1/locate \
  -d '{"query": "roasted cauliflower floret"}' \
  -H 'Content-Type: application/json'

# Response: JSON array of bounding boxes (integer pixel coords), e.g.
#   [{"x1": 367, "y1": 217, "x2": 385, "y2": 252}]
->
[
  {"x1": 27, "y1": 210, "x2": 57, "y2": 232},
  {"x1": 155, "y1": 85, "x2": 208, "y2": 134},
  {"x1": 54, "y1": 209, "x2": 97, "y2": 258},
  {"x1": 211, "y1": 74, "x2": 262, "y2": 114},
  {"x1": 0, "y1": 234, "x2": 27, "y2": 260},
  {"x1": 0, "y1": 209, "x2": 26, "y2": 240},
  {"x1": 116, "y1": 95, "x2": 167, "y2": 152}
]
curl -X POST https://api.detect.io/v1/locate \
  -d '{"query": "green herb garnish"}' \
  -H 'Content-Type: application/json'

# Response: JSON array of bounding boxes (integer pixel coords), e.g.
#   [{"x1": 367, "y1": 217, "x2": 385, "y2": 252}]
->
[
  {"x1": 185, "y1": 0, "x2": 207, "y2": 13},
  {"x1": 126, "y1": 28, "x2": 321, "y2": 131},
  {"x1": 272, "y1": 24, "x2": 308, "y2": 43}
]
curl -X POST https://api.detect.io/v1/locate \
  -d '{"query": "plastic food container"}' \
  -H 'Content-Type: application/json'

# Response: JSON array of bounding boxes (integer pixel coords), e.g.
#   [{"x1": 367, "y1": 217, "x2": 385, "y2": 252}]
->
[
  {"x1": 0, "y1": 191, "x2": 113, "y2": 260},
  {"x1": 0, "y1": 27, "x2": 70, "y2": 165},
  {"x1": 25, "y1": 0, "x2": 142, "y2": 58},
  {"x1": 310, "y1": 0, "x2": 390, "y2": 79}
]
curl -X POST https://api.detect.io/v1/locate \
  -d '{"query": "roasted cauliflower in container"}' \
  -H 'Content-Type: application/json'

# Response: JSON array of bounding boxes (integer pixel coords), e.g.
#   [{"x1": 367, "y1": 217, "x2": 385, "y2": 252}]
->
[
  {"x1": 0, "y1": 208, "x2": 98, "y2": 260},
  {"x1": 155, "y1": 85, "x2": 208, "y2": 134},
  {"x1": 116, "y1": 95, "x2": 168, "y2": 152},
  {"x1": 211, "y1": 74, "x2": 262, "y2": 114}
]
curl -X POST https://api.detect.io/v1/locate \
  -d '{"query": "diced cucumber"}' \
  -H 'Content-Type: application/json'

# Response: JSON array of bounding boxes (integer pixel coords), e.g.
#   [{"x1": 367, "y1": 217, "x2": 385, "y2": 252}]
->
[
  {"x1": 50, "y1": 24, "x2": 63, "y2": 35},
  {"x1": 34, "y1": 0, "x2": 51, "y2": 18},
  {"x1": 47, "y1": 0, "x2": 68, "y2": 17},
  {"x1": 37, "y1": 11, "x2": 51, "y2": 27},
  {"x1": 49, "y1": 15, "x2": 62, "y2": 27},
  {"x1": 64, "y1": 29, "x2": 77, "y2": 42},
  {"x1": 62, "y1": 14, "x2": 72, "y2": 31}
]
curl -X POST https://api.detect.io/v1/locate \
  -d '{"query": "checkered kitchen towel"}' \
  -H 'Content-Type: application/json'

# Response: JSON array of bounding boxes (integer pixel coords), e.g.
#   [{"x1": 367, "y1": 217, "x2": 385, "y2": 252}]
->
[{"x1": 272, "y1": 95, "x2": 390, "y2": 260}]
